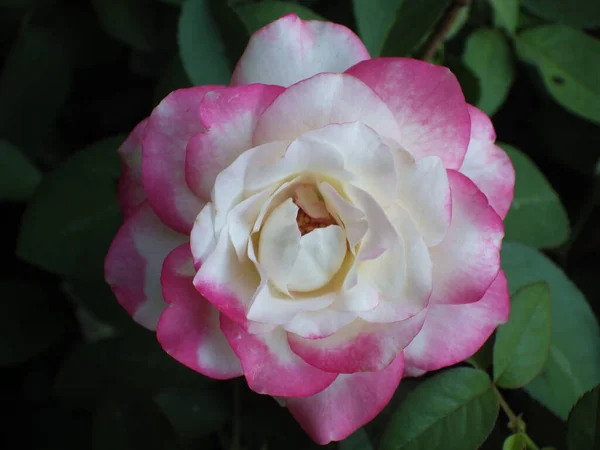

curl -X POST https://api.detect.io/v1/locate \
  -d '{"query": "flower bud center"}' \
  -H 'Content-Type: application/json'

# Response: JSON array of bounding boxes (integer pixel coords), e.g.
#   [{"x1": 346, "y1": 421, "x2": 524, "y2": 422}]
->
[{"x1": 293, "y1": 184, "x2": 336, "y2": 235}]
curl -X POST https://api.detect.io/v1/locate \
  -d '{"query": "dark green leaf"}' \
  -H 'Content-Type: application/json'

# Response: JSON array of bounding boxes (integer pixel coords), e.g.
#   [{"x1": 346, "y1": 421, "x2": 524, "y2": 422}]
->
[
  {"x1": 352, "y1": 0, "x2": 402, "y2": 56},
  {"x1": 379, "y1": 368, "x2": 499, "y2": 450},
  {"x1": 490, "y1": 0, "x2": 519, "y2": 35},
  {"x1": 521, "y1": 0, "x2": 600, "y2": 29},
  {"x1": 237, "y1": 1, "x2": 324, "y2": 35},
  {"x1": 16, "y1": 136, "x2": 124, "y2": 279},
  {"x1": 340, "y1": 428, "x2": 373, "y2": 450},
  {"x1": 516, "y1": 25, "x2": 600, "y2": 124},
  {"x1": 155, "y1": 386, "x2": 231, "y2": 439},
  {"x1": 92, "y1": 0, "x2": 159, "y2": 51},
  {"x1": 503, "y1": 433, "x2": 528, "y2": 450},
  {"x1": 501, "y1": 242, "x2": 600, "y2": 419},
  {"x1": 494, "y1": 282, "x2": 552, "y2": 389},
  {"x1": 381, "y1": 0, "x2": 450, "y2": 57},
  {"x1": 567, "y1": 386, "x2": 600, "y2": 450},
  {"x1": 0, "y1": 281, "x2": 67, "y2": 366},
  {"x1": 466, "y1": 334, "x2": 495, "y2": 371},
  {"x1": 463, "y1": 29, "x2": 514, "y2": 116},
  {"x1": 179, "y1": 0, "x2": 232, "y2": 85},
  {"x1": 0, "y1": 140, "x2": 41, "y2": 201},
  {"x1": 501, "y1": 143, "x2": 570, "y2": 249}
]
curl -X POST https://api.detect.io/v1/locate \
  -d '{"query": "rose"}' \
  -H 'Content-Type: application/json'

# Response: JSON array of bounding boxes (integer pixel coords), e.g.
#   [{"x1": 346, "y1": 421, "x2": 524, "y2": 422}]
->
[{"x1": 105, "y1": 14, "x2": 514, "y2": 444}]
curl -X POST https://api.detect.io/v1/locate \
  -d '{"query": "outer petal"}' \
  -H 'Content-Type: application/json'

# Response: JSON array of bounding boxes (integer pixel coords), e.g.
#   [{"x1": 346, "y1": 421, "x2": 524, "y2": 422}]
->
[
  {"x1": 346, "y1": 58, "x2": 470, "y2": 169},
  {"x1": 142, "y1": 86, "x2": 218, "y2": 233},
  {"x1": 285, "y1": 353, "x2": 404, "y2": 444},
  {"x1": 288, "y1": 310, "x2": 426, "y2": 373},
  {"x1": 118, "y1": 118, "x2": 148, "y2": 218},
  {"x1": 157, "y1": 244, "x2": 243, "y2": 379},
  {"x1": 253, "y1": 73, "x2": 402, "y2": 145},
  {"x1": 185, "y1": 84, "x2": 284, "y2": 201},
  {"x1": 220, "y1": 316, "x2": 337, "y2": 397},
  {"x1": 459, "y1": 105, "x2": 515, "y2": 219},
  {"x1": 429, "y1": 170, "x2": 504, "y2": 305},
  {"x1": 104, "y1": 202, "x2": 187, "y2": 330},
  {"x1": 403, "y1": 271, "x2": 510, "y2": 372},
  {"x1": 231, "y1": 14, "x2": 370, "y2": 87}
]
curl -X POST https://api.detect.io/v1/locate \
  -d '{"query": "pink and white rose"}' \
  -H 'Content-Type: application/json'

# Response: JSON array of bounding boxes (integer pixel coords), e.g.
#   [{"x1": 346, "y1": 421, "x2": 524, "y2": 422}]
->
[{"x1": 105, "y1": 14, "x2": 514, "y2": 444}]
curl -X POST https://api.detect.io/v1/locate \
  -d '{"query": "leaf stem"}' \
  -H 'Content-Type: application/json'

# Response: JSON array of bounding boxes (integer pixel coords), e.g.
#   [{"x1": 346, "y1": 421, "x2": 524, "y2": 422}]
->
[
  {"x1": 420, "y1": 0, "x2": 471, "y2": 61},
  {"x1": 494, "y1": 385, "x2": 540, "y2": 450}
]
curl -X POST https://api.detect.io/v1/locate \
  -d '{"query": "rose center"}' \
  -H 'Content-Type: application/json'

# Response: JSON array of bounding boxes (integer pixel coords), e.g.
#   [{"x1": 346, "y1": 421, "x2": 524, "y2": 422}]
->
[{"x1": 296, "y1": 207, "x2": 337, "y2": 235}]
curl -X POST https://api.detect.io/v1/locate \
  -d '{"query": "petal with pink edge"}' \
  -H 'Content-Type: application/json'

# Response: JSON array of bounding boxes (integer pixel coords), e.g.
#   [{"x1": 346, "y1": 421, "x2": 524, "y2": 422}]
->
[
  {"x1": 428, "y1": 170, "x2": 504, "y2": 305},
  {"x1": 460, "y1": 105, "x2": 515, "y2": 219},
  {"x1": 347, "y1": 58, "x2": 471, "y2": 169},
  {"x1": 118, "y1": 118, "x2": 148, "y2": 218},
  {"x1": 284, "y1": 353, "x2": 404, "y2": 444},
  {"x1": 253, "y1": 73, "x2": 402, "y2": 145},
  {"x1": 231, "y1": 14, "x2": 370, "y2": 87},
  {"x1": 288, "y1": 310, "x2": 425, "y2": 374},
  {"x1": 104, "y1": 202, "x2": 187, "y2": 330},
  {"x1": 403, "y1": 271, "x2": 510, "y2": 372},
  {"x1": 220, "y1": 316, "x2": 337, "y2": 397},
  {"x1": 142, "y1": 86, "x2": 219, "y2": 233},
  {"x1": 157, "y1": 244, "x2": 243, "y2": 379},
  {"x1": 185, "y1": 84, "x2": 284, "y2": 201}
]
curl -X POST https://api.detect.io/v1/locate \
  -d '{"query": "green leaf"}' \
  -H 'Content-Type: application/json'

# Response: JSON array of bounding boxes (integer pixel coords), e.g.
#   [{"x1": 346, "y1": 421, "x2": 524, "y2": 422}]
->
[
  {"x1": 237, "y1": 1, "x2": 323, "y2": 34},
  {"x1": 0, "y1": 140, "x2": 41, "y2": 201},
  {"x1": 501, "y1": 242, "x2": 600, "y2": 419},
  {"x1": 154, "y1": 386, "x2": 231, "y2": 439},
  {"x1": 0, "y1": 281, "x2": 67, "y2": 366},
  {"x1": 503, "y1": 433, "x2": 528, "y2": 450},
  {"x1": 381, "y1": 0, "x2": 450, "y2": 57},
  {"x1": 462, "y1": 29, "x2": 514, "y2": 116},
  {"x1": 340, "y1": 428, "x2": 373, "y2": 450},
  {"x1": 501, "y1": 143, "x2": 570, "y2": 249},
  {"x1": 0, "y1": 25, "x2": 71, "y2": 158},
  {"x1": 493, "y1": 282, "x2": 552, "y2": 389},
  {"x1": 516, "y1": 25, "x2": 600, "y2": 124},
  {"x1": 521, "y1": 0, "x2": 600, "y2": 29},
  {"x1": 16, "y1": 136, "x2": 124, "y2": 279},
  {"x1": 379, "y1": 368, "x2": 499, "y2": 450},
  {"x1": 92, "y1": 0, "x2": 158, "y2": 51},
  {"x1": 179, "y1": 0, "x2": 233, "y2": 85},
  {"x1": 153, "y1": 54, "x2": 192, "y2": 106},
  {"x1": 567, "y1": 386, "x2": 600, "y2": 450},
  {"x1": 352, "y1": 0, "x2": 402, "y2": 56},
  {"x1": 490, "y1": 0, "x2": 519, "y2": 35}
]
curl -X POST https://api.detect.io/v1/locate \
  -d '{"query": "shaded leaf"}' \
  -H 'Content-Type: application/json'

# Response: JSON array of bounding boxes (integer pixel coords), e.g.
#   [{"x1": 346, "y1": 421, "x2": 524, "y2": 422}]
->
[
  {"x1": 340, "y1": 428, "x2": 373, "y2": 450},
  {"x1": 503, "y1": 433, "x2": 528, "y2": 450},
  {"x1": 521, "y1": 0, "x2": 600, "y2": 29},
  {"x1": 0, "y1": 140, "x2": 41, "y2": 201},
  {"x1": 567, "y1": 386, "x2": 600, "y2": 450},
  {"x1": 237, "y1": 1, "x2": 323, "y2": 34},
  {"x1": 352, "y1": 0, "x2": 402, "y2": 56},
  {"x1": 490, "y1": 0, "x2": 519, "y2": 35}
]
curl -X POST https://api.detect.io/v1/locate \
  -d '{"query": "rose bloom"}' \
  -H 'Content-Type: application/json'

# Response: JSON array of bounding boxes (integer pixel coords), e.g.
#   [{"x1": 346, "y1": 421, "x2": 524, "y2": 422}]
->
[{"x1": 106, "y1": 14, "x2": 515, "y2": 444}]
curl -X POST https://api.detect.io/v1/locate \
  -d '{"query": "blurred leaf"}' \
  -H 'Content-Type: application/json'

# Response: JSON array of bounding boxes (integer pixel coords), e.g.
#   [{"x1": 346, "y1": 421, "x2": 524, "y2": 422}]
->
[
  {"x1": 467, "y1": 334, "x2": 495, "y2": 371},
  {"x1": 490, "y1": 0, "x2": 519, "y2": 35},
  {"x1": 0, "y1": 140, "x2": 41, "y2": 201},
  {"x1": 237, "y1": 1, "x2": 324, "y2": 34},
  {"x1": 210, "y1": 0, "x2": 248, "y2": 69},
  {"x1": 501, "y1": 143, "x2": 570, "y2": 249},
  {"x1": 0, "y1": 281, "x2": 67, "y2": 366},
  {"x1": 154, "y1": 55, "x2": 192, "y2": 106},
  {"x1": 379, "y1": 368, "x2": 499, "y2": 450},
  {"x1": 567, "y1": 386, "x2": 600, "y2": 450},
  {"x1": 154, "y1": 386, "x2": 231, "y2": 439},
  {"x1": 16, "y1": 136, "x2": 124, "y2": 279},
  {"x1": 0, "y1": 25, "x2": 71, "y2": 157},
  {"x1": 179, "y1": 0, "x2": 232, "y2": 85},
  {"x1": 501, "y1": 242, "x2": 600, "y2": 419},
  {"x1": 381, "y1": 0, "x2": 450, "y2": 57},
  {"x1": 93, "y1": 388, "x2": 185, "y2": 450},
  {"x1": 516, "y1": 25, "x2": 600, "y2": 124},
  {"x1": 340, "y1": 428, "x2": 373, "y2": 450},
  {"x1": 463, "y1": 29, "x2": 514, "y2": 115},
  {"x1": 446, "y1": 54, "x2": 480, "y2": 105},
  {"x1": 352, "y1": 0, "x2": 401, "y2": 56},
  {"x1": 493, "y1": 282, "x2": 552, "y2": 389},
  {"x1": 92, "y1": 0, "x2": 158, "y2": 52},
  {"x1": 521, "y1": 0, "x2": 600, "y2": 29},
  {"x1": 445, "y1": 4, "x2": 470, "y2": 41},
  {"x1": 503, "y1": 433, "x2": 528, "y2": 450}
]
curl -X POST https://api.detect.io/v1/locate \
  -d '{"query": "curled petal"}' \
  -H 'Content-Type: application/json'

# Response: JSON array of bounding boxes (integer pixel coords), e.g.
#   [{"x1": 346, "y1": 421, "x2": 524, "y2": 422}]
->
[
  {"x1": 231, "y1": 14, "x2": 369, "y2": 87},
  {"x1": 118, "y1": 118, "x2": 148, "y2": 218}
]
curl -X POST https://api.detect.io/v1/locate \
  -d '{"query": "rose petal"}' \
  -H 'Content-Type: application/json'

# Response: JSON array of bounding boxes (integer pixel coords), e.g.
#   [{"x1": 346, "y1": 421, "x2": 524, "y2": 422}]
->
[
  {"x1": 105, "y1": 202, "x2": 187, "y2": 330},
  {"x1": 118, "y1": 118, "x2": 148, "y2": 218},
  {"x1": 459, "y1": 105, "x2": 515, "y2": 219},
  {"x1": 220, "y1": 316, "x2": 337, "y2": 397},
  {"x1": 347, "y1": 58, "x2": 470, "y2": 169},
  {"x1": 157, "y1": 244, "x2": 243, "y2": 379},
  {"x1": 284, "y1": 308, "x2": 357, "y2": 339},
  {"x1": 231, "y1": 14, "x2": 369, "y2": 87}
]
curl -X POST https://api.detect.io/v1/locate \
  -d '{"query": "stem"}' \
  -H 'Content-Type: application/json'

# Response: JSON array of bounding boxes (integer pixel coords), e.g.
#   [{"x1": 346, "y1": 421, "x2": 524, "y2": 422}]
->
[
  {"x1": 494, "y1": 386, "x2": 540, "y2": 450},
  {"x1": 420, "y1": 0, "x2": 472, "y2": 61}
]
